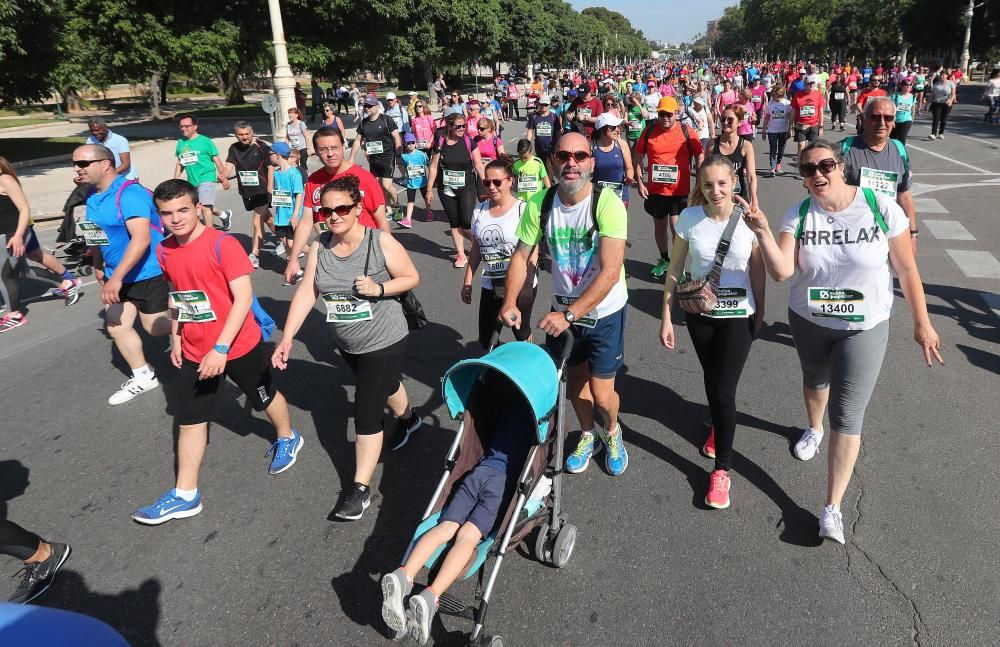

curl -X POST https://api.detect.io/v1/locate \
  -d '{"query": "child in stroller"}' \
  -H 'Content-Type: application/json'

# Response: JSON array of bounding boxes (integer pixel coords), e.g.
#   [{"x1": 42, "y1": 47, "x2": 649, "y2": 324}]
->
[{"x1": 382, "y1": 374, "x2": 533, "y2": 645}]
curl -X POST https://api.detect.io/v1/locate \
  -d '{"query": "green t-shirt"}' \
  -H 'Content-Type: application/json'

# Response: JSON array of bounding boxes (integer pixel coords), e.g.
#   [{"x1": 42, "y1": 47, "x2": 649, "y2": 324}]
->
[
  {"x1": 516, "y1": 186, "x2": 628, "y2": 319},
  {"x1": 512, "y1": 157, "x2": 548, "y2": 202},
  {"x1": 626, "y1": 105, "x2": 645, "y2": 139},
  {"x1": 175, "y1": 134, "x2": 220, "y2": 186},
  {"x1": 819, "y1": 72, "x2": 830, "y2": 94}
]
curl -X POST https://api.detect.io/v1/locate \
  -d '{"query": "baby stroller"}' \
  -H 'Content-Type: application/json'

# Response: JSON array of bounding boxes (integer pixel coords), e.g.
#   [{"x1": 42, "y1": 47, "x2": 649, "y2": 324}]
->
[{"x1": 400, "y1": 330, "x2": 576, "y2": 646}]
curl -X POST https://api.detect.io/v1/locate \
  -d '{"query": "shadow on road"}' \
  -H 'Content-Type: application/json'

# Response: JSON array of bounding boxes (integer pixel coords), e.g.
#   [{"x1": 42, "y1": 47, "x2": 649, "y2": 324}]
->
[{"x1": 39, "y1": 573, "x2": 163, "y2": 647}]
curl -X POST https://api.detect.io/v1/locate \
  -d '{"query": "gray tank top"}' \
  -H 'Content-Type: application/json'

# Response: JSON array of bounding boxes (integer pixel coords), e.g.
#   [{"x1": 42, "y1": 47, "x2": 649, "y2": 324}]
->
[{"x1": 314, "y1": 229, "x2": 408, "y2": 354}]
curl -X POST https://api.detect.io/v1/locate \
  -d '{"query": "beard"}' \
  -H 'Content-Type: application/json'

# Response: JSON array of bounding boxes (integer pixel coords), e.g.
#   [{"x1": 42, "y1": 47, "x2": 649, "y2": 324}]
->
[{"x1": 559, "y1": 168, "x2": 592, "y2": 194}]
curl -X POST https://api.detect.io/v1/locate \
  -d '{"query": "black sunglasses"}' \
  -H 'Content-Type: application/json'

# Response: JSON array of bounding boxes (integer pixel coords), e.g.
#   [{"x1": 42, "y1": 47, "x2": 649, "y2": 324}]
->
[
  {"x1": 868, "y1": 114, "x2": 895, "y2": 122},
  {"x1": 657, "y1": 111, "x2": 675, "y2": 118},
  {"x1": 452, "y1": 124, "x2": 466, "y2": 130},
  {"x1": 799, "y1": 158, "x2": 839, "y2": 177},
  {"x1": 483, "y1": 178, "x2": 509, "y2": 187},
  {"x1": 317, "y1": 202, "x2": 358, "y2": 218},
  {"x1": 553, "y1": 150, "x2": 592, "y2": 163},
  {"x1": 72, "y1": 159, "x2": 106, "y2": 168}
]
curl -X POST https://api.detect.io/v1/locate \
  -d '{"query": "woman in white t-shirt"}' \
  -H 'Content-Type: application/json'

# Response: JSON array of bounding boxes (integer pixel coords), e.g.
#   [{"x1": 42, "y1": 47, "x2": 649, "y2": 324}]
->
[
  {"x1": 742, "y1": 140, "x2": 943, "y2": 544},
  {"x1": 760, "y1": 85, "x2": 792, "y2": 175},
  {"x1": 462, "y1": 156, "x2": 538, "y2": 349},
  {"x1": 659, "y1": 155, "x2": 766, "y2": 510}
]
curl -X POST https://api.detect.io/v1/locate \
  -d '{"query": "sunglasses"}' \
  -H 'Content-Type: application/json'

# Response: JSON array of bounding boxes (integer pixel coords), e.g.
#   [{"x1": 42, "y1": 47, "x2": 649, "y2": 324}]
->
[
  {"x1": 657, "y1": 111, "x2": 674, "y2": 118},
  {"x1": 72, "y1": 159, "x2": 105, "y2": 168},
  {"x1": 483, "y1": 178, "x2": 509, "y2": 188},
  {"x1": 317, "y1": 202, "x2": 358, "y2": 218},
  {"x1": 868, "y1": 114, "x2": 895, "y2": 122},
  {"x1": 553, "y1": 150, "x2": 592, "y2": 163},
  {"x1": 453, "y1": 124, "x2": 466, "y2": 130},
  {"x1": 477, "y1": 126, "x2": 490, "y2": 132},
  {"x1": 799, "y1": 158, "x2": 839, "y2": 177}
]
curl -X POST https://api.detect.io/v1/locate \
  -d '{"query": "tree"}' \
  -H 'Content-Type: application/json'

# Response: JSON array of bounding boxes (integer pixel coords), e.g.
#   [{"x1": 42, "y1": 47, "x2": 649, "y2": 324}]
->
[{"x1": 0, "y1": 0, "x2": 64, "y2": 106}]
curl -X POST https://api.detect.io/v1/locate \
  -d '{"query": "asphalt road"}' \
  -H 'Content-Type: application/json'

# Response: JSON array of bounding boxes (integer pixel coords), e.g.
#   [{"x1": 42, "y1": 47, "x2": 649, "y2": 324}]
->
[{"x1": 1, "y1": 93, "x2": 998, "y2": 646}]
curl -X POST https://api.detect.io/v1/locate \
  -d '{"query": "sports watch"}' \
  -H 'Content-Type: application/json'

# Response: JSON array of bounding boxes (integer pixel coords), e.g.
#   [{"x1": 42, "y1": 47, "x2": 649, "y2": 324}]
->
[
  {"x1": 213, "y1": 344, "x2": 231, "y2": 355},
  {"x1": 564, "y1": 310, "x2": 577, "y2": 324}
]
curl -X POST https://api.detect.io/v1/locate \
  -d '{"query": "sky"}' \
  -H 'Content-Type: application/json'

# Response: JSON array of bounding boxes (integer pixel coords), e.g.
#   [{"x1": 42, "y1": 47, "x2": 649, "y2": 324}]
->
[{"x1": 568, "y1": 0, "x2": 738, "y2": 44}]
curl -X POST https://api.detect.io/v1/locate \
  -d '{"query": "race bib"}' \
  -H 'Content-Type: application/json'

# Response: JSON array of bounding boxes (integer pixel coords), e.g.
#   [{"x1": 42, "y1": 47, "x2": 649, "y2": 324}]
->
[
  {"x1": 417, "y1": 139, "x2": 430, "y2": 149},
  {"x1": 808, "y1": 288, "x2": 867, "y2": 322},
  {"x1": 79, "y1": 221, "x2": 109, "y2": 246},
  {"x1": 651, "y1": 164, "x2": 679, "y2": 184},
  {"x1": 170, "y1": 290, "x2": 217, "y2": 323},
  {"x1": 365, "y1": 140, "x2": 384, "y2": 155},
  {"x1": 519, "y1": 173, "x2": 539, "y2": 193},
  {"x1": 799, "y1": 105, "x2": 816, "y2": 117},
  {"x1": 859, "y1": 167, "x2": 899, "y2": 199},
  {"x1": 482, "y1": 250, "x2": 511, "y2": 279},
  {"x1": 443, "y1": 170, "x2": 466, "y2": 189},
  {"x1": 849, "y1": 82, "x2": 858, "y2": 90},
  {"x1": 407, "y1": 165, "x2": 427, "y2": 179},
  {"x1": 833, "y1": 92, "x2": 845, "y2": 100},
  {"x1": 178, "y1": 151, "x2": 198, "y2": 167},
  {"x1": 706, "y1": 287, "x2": 750, "y2": 318},
  {"x1": 897, "y1": 102, "x2": 912, "y2": 113},
  {"x1": 272, "y1": 190, "x2": 294, "y2": 209},
  {"x1": 316, "y1": 221, "x2": 329, "y2": 232},
  {"x1": 554, "y1": 295, "x2": 596, "y2": 328},
  {"x1": 322, "y1": 293, "x2": 373, "y2": 323},
  {"x1": 627, "y1": 120, "x2": 643, "y2": 136},
  {"x1": 578, "y1": 108, "x2": 592, "y2": 121},
  {"x1": 238, "y1": 170, "x2": 259, "y2": 187},
  {"x1": 598, "y1": 180, "x2": 624, "y2": 199},
  {"x1": 751, "y1": 95, "x2": 762, "y2": 104},
  {"x1": 770, "y1": 107, "x2": 786, "y2": 119},
  {"x1": 535, "y1": 122, "x2": 553, "y2": 137},
  {"x1": 289, "y1": 134, "x2": 304, "y2": 149}
]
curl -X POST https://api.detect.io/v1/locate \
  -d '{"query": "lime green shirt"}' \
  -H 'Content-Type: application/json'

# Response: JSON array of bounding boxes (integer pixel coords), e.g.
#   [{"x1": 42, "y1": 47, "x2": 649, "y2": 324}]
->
[
  {"x1": 512, "y1": 157, "x2": 548, "y2": 202},
  {"x1": 175, "y1": 134, "x2": 220, "y2": 186}
]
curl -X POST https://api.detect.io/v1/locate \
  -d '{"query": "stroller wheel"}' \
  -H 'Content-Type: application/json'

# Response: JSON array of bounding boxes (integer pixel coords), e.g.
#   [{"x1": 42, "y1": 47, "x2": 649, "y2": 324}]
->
[
  {"x1": 533, "y1": 522, "x2": 551, "y2": 564},
  {"x1": 78, "y1": 264, "x2": 93, "y2": 277},
  {"x1": 489, "y1": 636, "x2": 504, "y2": 647},
  {"x1": 551, "y1": 524, "x2": 577, "y2": 569}
]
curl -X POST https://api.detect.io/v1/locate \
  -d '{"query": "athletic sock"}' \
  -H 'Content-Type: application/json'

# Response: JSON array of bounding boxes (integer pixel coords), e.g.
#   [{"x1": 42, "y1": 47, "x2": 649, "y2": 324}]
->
[
  {"x1": 61, "y1": 270, "x2": 75, "y2": 281},
  {"x1": 133, "y1": 364, "x2": 155, "y2": 381},
  {"x1": 174, "y1": 488, "x2": 198, "y2": 501},
  {"x1": 580, "y1": 427, "x2": 595, "y2": 438}
]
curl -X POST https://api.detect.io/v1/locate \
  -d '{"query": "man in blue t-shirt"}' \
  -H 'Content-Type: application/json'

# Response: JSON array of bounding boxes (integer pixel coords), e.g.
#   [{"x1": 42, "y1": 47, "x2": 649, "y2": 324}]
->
[{"x1": 73, "y1": 144, "x2": 172, "y2": 406}]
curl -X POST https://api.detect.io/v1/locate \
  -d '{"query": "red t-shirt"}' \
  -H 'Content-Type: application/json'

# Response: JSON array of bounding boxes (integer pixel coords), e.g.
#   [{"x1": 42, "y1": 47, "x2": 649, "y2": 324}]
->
[
  {"x1": 304, "y1": 163, "x2": 385, "y2": 227},
  {"x1": 633, "y1": 123, "x2": 704, "y2": 197},
  {"x1": 791, "y1": 90, "x2": 823, "y2": 126},
  {"x1": 159, "y1": 229, "x2": 260, "y2": 363},
  {"x1": 858, "y1": 88, "x2": 887, "y2": 108},
  {"x1": 573, "y1": 97, "x2": 604, "y2": 138}
]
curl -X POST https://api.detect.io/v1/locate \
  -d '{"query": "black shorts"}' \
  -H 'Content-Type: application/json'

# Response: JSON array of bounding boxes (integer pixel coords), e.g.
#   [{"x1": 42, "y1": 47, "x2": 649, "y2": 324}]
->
[
  {"x1": 175, "y1": 342, "x2": 277, "y2": 426},
  {"x1": 241, "y1": 192, "x2": 271, "y2": 212},
  {"x1": 478, "y1": 285, "x2": 535, "y2": 350},
  {"x1": 369, "y1": 154, "x2": 396, "y2": 179},
  {"x1": 119, "y1": 275, "x2": 169, "y2": 314},
  {"x1": 274, "y1": 225, "x2": 294, "y2": 239},
  {"x1": 643, "y1": 194, "x2": 687, "y2": 220},
  {"x1": 793, "y1": 125, "x2": 820, "y2": 142}
]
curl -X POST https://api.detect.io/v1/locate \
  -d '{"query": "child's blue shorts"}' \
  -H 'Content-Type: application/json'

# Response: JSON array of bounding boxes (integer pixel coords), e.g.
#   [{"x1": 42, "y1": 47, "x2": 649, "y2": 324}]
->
[{"x1": 440, "y1": 464, "x2": 506, "y2": 537}]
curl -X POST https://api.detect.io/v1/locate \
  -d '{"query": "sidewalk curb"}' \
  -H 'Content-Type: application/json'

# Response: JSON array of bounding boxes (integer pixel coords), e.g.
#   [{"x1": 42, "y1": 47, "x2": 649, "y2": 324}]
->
[{"x1": 12, "y1": 136, "x2": 175, "y2": 172}]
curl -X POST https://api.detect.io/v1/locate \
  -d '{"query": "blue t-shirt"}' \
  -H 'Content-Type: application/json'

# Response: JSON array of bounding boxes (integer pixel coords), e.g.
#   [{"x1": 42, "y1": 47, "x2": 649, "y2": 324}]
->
[
  {"x1": 272, "y1": 166, "x2": 304, "y2": 226},
  {"x1": 892, "y1": 93, "x2": 915, "y2": 124},
  {"x1": 401, "y1": 150, "x2": 429, "y2": 190},
  {"x1": 85, "y1": 175, "x2": 163, "y2": 283},
  {"x1": 862, "y1": 67, "x2": 873, "y2": 82},
  {"x1": 479, "y1": 400, "x2": 534, "y2": 476}
]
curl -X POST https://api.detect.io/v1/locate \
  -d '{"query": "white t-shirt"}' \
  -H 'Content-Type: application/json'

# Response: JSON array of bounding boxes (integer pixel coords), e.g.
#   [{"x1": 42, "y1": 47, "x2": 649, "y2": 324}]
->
[
  {"x1": 86, "y1": 130, "x2": 137, "y2": 180},
  {"x1": 765, "y1": 99, "x2": 792, "y2": 133},
  {"x1": 780, "y1": 189, "x2": 909, "y2": 331},
  {"x1": 644, "y1": 91, "x2": 662, "y2": 113},
  {"x1": 676, "y1": 206, "x2": 756, "y2": 318},
  {"x1": 471, "y1": 199, "x2": 536, "y2": 290},
  {"x1": 691, "y1": 109, "x2": 710, "y2": 140}
]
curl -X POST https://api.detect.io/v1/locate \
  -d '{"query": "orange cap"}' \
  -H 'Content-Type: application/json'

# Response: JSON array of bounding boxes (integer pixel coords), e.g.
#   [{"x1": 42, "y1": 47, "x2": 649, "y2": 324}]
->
[{"x1": 657, "y1": 96, "x2": 679, "y2": 112}]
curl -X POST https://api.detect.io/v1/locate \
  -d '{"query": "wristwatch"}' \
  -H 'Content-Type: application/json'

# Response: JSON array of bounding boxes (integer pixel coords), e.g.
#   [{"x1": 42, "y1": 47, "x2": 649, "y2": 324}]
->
[
  {"x1": 213, "y1": 344, "x2": 230, "y2": 355},
  {"x1": 910, "y1": 229, "x2": 919, "y2": 238},
  {"x1": 564, "y1": 310, "x2": 577, "y2": 324}
]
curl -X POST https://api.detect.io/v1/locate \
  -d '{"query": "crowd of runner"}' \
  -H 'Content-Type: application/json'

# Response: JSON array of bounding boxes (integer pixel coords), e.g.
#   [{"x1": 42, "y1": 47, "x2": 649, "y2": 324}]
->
[{"x1": 0, "y1": 55, "x2": 960, "y2": 641}]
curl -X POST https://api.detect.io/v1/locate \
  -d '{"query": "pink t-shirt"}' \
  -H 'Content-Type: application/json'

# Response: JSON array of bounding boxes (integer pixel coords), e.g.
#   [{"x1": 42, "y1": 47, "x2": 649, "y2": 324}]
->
[
  {"x1": 737, "y1": 100, "x2": 756, "y2": 136},
  {"x1": 411, "y1": 115, "x2": 436, "y2": 149},
  {"x1": 750, "y1": 85, "x2": 768, "y2": 107}
]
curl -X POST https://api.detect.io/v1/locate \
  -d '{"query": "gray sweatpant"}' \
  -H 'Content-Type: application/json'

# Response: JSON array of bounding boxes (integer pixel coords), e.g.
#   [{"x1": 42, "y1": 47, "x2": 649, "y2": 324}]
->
[{"x1": 788, "y1": 309, "x2": 890, "y2": 436}]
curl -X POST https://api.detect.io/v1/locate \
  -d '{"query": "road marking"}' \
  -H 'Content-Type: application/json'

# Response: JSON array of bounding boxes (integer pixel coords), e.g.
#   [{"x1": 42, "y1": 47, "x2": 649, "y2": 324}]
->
[
  {"x1": 981, "y1": 292, "x2": 1000, "y2": 320},
  {"x1": 923, "y1": 220, "x2": 975, "y2": 240},
  {"x1": 946, "y1": 250, "x2": 1000, "y2": 279},
  {"x1": 914, "y1": 198, "x2": 948, "y2": 214},
  {"x1": 911, "y1": 176, "x2": 1000, "y2": 196},
  {"x1": 907, "y1": 143, "x2": 994, "y2": 174},
  {"x1": 913, "y1": 172, "x2": 1000, "y2": 176}
]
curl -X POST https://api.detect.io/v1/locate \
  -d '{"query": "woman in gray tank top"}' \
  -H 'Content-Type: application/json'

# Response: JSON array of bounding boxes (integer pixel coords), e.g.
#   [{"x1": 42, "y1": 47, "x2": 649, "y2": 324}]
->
[{"x1": 273, "y1": 175, "x2": 422, "y2": 521}]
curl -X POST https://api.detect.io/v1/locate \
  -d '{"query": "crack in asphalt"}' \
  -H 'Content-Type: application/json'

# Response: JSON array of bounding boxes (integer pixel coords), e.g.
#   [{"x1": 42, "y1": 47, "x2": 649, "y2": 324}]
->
[{"x1": 843, "y1": 439, "x2": 927, "y2": 647}]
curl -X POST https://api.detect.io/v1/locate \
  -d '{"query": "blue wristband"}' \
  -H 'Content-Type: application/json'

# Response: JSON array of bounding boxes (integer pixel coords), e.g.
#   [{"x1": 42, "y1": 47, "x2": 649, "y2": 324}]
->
[{"x1": 213, "y1": 344, "x2": 230, "y2": 355}]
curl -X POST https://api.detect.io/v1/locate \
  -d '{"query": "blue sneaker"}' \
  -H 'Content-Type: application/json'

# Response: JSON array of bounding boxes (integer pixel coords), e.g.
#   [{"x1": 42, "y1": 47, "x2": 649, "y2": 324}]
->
[
  {"x1": 266, "y1": 429, "x2": 304, "y2": 475},
  {"x1": 603, "y1": 426, "x2": 629, "y2": 476},
  {"x1": 565, "y1": 431, "x2": 598, "y2": 474},
  {"x1": 132, "y1": 489, "x2": 202, "y2": 525}
]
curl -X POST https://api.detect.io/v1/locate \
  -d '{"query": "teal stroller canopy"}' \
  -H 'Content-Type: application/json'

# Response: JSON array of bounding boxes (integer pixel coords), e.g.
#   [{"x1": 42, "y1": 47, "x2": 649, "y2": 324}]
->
[{"x1": 442, "y1": 342, "x2": 559, "y2": 444}]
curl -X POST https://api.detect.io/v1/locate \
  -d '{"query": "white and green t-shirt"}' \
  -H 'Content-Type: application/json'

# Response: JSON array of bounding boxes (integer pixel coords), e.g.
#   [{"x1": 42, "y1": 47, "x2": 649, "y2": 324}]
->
[
  {"x1": 676, "y1": 206, "x2": 756, "y2": 318},
  {"x1": 780, "y1": 188, "x2": 908, "y2": 331},
  {"x1": 471, "y1": 199, "x2": 536, "y2": 291},
  {"x1": 516, "y1": 188, "x2": 628, "y2": 319}
]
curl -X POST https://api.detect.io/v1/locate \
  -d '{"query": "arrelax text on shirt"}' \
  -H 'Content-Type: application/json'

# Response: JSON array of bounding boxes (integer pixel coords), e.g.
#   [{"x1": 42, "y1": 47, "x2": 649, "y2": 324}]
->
[{"x1": 800, "y1": 226, "x2": 882, "y2": 246}]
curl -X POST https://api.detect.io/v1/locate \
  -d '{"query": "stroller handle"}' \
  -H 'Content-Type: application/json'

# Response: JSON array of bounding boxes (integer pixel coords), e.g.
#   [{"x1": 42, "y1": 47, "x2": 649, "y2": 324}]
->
[{"x1": 487, "y1": 324, "x2": 574, "y2": 371}]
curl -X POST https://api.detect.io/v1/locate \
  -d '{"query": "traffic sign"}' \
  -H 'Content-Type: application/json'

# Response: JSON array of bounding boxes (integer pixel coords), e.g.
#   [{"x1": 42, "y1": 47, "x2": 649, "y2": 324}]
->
[{"x1": 261, "y1": 95, "x2": 279, "y2": 114}]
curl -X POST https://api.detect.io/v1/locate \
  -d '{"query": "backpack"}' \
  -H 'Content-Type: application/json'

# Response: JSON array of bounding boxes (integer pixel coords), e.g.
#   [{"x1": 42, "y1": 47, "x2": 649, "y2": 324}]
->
[
  {"x1": 793, "y1": 187, "x2": 888, "y2": 240},
  {"x1": 537, "y1": 185, "x2": 604, "y2": 257},
  {"x1": 840, "y1": 135, "x2": 910, "y2": 177},
  {"x1": 157, "y1": 232, "x2": 276, "y2": 341},
  {"x1": 114, "y1": 179, "x2": 165, "y2": 236}
]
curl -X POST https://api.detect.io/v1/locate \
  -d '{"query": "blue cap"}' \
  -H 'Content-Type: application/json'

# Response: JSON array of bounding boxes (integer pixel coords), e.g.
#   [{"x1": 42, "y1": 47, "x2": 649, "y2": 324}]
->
[
  {"x1": 270, "y1": 141, "x2": 291, "y2": 158},
  {"x1": 567, "y1": 89, "x2": 578, "y2": 97},
  {"x1": 404, "y1": 133, "x2": 417, "y2": 143}
]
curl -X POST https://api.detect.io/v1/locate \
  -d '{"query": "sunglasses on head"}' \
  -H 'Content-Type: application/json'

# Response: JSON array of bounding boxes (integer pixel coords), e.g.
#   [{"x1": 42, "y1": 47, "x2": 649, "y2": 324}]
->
[
  {"x1": 483, "y1": 177, "x2": 509, "y2": 187},
  {"x1": 317, "y1": 202, "x2": 358, "y2": 218},
  {"x1": 868, "y1": 114, "x2": 895, "y2": 122},
  {"x1": 553, "y1": 150, "x2": 592, "y2": 163},
  {"x1": 72, "y1": 159, "x2": 105, "y2": 168},
  {"x1": 799, "y1": 158, "x2": 839, "y2": 177}
]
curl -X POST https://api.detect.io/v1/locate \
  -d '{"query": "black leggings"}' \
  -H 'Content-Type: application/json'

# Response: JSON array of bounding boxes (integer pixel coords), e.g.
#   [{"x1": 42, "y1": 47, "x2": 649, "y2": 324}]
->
[
  {"x1": 890, "y1": 121, "x2": 912, "y2": 144},
  {"x1": 478, "y1": 286, "x2": 535, "y2": 349},
  {"x1": 931, "y1": 103, "x2": 952, "y2": 135},
  {"x1": 767, "y1": 133, "x2": 787, "y2": 170},
  {"x1": 1, "y1": 253, "x2": 21, "y2": 312},
  {"x1": 438, "y1": 187, "x2": 476, "y2": 230},
  {"x1": 339, "y1": 336, "x2": 407, "y2": 436},
  {"x1": 830, "y1": 100, "x2": 846, "y2": 125},
  {"x1": 1, "y1": 520, "x2": 41, "y2": 561},
  {"x1": 685, "y1": 313, "x2": 755, "y2": 471}
]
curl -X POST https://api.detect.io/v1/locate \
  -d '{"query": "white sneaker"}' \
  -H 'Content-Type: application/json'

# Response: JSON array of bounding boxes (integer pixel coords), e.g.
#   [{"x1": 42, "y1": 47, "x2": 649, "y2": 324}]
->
[
  {"x1": 108, "y1": 376, "x2": 159, "y2": 406},
  {"x1": 928, "y1": 134, "x2": 936, "y2": 140},
  {"x1": 937, "y1": 134, "x2": 945, "y2": 140},
  {"x1": 793, "y1": 426, "x2": 824, "y2": 461},
  {"x1": 273, "y1": 242, "x2": 286, "y2": 256},
  {"x1": 818, "y1": 505, "x2": 845, "y2": 544},
  {"x1": 248, "y1": 253, "x2": 259, "y2": 269},
  {"x1": 219, "y1": 210, "x2": 233, "y2": 231}
]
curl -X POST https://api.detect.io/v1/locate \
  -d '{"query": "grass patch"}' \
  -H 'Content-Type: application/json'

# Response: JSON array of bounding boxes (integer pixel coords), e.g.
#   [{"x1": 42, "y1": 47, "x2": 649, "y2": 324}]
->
[
  {"x1": 0, "y1": 117, "x2": 55, "y2": 129},
  {"x1": 187, "y1": 104, "x2": 268, "y2": 118},
  {"x1": 0, "y1": 105, "x2": 51, "y2": 117},
  {"x1": 0, "y1": 137, "x2": 86, "y2": 163}
]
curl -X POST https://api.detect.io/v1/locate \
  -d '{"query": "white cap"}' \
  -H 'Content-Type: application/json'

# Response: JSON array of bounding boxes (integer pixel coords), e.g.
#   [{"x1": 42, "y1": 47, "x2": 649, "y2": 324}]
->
[
  {"x1": 693, "y1": 96, "x2": 707, "y2": 106},
  {"x1": 595, "y1": 113, "x2": 624, "y2": 130},
  {"x1": 407, "y1": 91, "x2": 417, "y2": 96},
  {"x1": 540, "y1": 95, "x2": 551, "y2": 104},
  {"x1": 386, "y1": 92, "x2": 397, "y2": 100}
]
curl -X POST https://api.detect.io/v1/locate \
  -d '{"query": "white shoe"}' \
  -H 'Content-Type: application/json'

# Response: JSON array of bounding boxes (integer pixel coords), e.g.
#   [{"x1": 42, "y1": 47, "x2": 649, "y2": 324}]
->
[
  {"x1": 219, "y1": 210, "x2": 233, "y2": 231},
  {"x1": 818, "y1": 504, "x2": 845, "y2": 544},
  {"x1": 248, "y1": 253, "x2": 259, "y2": 269},
  {"x1": 273, "y1": 243, "x2": 286, "y2": 256},
  {"x1": 937, "y1": 134, "x2": 945, "y2": 140},
  {"x1": 927, "y1": 134, "x2": 936, "y2": 140},
  {"x1": 109, "y1": 376, "x2": 159, "y2": 406},
  {"x1": 793, "y1": 426, "x2": 824, "y2": 461}
]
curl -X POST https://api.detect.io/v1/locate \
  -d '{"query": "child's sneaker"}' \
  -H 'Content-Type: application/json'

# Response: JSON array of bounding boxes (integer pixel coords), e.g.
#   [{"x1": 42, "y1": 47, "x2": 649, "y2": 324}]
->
[
  {"x1": 565, "y1": 431, "x2": 597, "y2": 474},
  {"x1": 702, "y1": 426, "x2": 716, "y2": 459},
  {"x1": 603, "y1": 426, "x2": 629, "y2": 476},
  {"x1": 381, "y1": 568, "x2": 411, "y2": 634},
  {"x1": 407, "y1": 588, "x2": 438, "y2": 645},
  {"x1": 705, "y1": 469, "x2": 731, "y2": 509},
  {"x1": 398, "y1": 217, "x2": 413, "y2": 229}
]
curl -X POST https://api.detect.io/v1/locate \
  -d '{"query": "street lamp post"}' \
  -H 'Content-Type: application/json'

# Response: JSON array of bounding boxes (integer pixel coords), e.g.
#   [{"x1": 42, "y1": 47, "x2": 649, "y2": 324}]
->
[{"x1": 267, "y1": 0, "x2": 297, "y2": 138}]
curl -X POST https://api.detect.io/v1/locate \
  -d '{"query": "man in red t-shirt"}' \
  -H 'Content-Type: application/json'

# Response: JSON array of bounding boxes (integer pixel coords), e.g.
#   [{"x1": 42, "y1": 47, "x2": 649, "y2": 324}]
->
[
  {"x1": 572, "y1": 87, "x2": 604, "y2": 139},
  {"x1": 855, "y1": 77, "x2": 888, "y2": 132},
  {"x1": 131, "y1": 179, "x2": 302, "y2": 526},
  {"x1": 285, "y1": 126, "x2": 389, "y2": 283},
  {"x1": 791, "y1": 75, "x2": 825, "y2": 152}
]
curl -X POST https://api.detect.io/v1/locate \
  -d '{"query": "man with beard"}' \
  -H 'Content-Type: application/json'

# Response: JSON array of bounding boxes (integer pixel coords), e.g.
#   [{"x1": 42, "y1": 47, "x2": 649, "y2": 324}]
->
[{"x1": 500, "y1": 132, "x2": 631, "y2": 478}]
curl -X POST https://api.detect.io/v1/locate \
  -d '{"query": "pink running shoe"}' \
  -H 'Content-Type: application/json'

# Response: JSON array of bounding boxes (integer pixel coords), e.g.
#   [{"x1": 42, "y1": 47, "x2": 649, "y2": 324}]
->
[
  {"x1": 702, "y1": 426, "x2": 716, "y2": 459},
  {"x1": 0, "y1": 313, "x2": 28, "y2": 334},
  {"x1": 705, "y1": 469, "x2": 731, "y2": 509}
]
